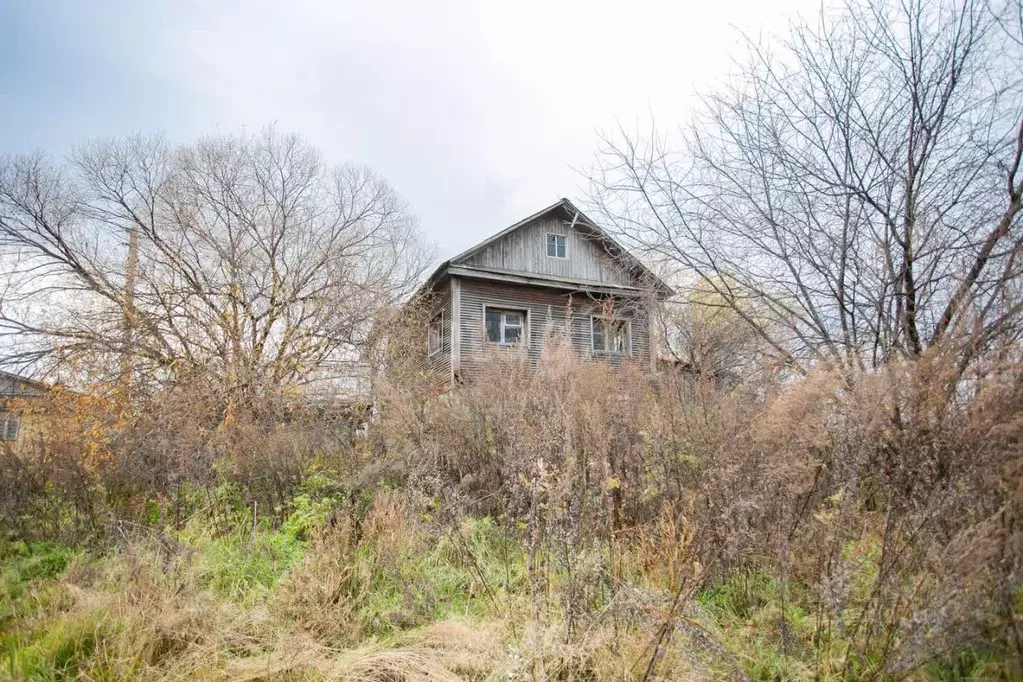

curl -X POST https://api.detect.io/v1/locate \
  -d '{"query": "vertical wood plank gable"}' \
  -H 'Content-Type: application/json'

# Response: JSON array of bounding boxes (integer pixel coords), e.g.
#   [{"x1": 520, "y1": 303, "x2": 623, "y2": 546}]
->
[{"x1": 461, "y1": 215, "x2": 635, "y2": 287}]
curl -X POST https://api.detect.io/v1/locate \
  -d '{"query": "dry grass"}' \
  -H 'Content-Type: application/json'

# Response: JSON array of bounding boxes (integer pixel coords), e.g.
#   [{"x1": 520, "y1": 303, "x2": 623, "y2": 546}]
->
[
  {"x1": 4, "y1": 338, "x2": 1023, "y2": 680},
  {"x1": 2, "y1": 529, "x2": 725, "y2": 681}
]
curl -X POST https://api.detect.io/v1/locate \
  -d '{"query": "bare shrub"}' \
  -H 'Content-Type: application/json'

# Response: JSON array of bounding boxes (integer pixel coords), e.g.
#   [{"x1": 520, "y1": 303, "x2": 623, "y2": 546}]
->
[
  {"x1": 374, "y1": 319, "x2": 1023, "y2": 676},
  {"x1": 0, "y1": 372, "x2": 358, "y2": 542}
]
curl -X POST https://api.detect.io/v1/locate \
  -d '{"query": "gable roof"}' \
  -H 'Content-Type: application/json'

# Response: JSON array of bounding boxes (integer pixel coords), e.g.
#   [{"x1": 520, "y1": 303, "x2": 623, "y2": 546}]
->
[
  {"x1": 0, "y1": 370, "x2": 48, "y2": 398},
  {"x1": 425, "y1": 198, "x2": 672, "y2": 297}
]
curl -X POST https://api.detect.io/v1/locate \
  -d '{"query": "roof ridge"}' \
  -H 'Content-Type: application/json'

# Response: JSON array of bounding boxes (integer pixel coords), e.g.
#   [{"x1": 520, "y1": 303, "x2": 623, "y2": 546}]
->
[{"x1": 422, "y1": 198, "x2": 672, "y2": 297}]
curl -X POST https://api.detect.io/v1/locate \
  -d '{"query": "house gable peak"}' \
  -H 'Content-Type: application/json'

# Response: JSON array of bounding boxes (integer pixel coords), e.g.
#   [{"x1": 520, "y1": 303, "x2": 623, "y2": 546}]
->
[{"x1": 428, "y1": 198, "x2": 671, "y2": 297}]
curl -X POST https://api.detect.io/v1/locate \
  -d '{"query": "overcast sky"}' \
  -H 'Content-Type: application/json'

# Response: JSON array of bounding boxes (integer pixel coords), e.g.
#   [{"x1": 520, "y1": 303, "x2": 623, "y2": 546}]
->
[{"x1": 0, "y1": 0, "x2": 818, "y2": 258}]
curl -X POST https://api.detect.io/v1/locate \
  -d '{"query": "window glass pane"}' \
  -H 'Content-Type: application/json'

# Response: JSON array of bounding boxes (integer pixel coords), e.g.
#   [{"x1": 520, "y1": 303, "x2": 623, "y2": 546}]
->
[
  {"x1": 592, "y1": 318, "x2": 605, "y2": 350},
  {"x1": 592, "y1": 317, "x2": 629, "y2": 353},
  {"x1": 0, "y1": 412, "x2": 18, "y2": 441},
  {"x1": 485, "y1": 310, "x2": 502, "y2": 342},
  {"x1": 547, "y1": 234, "x2": 566, "y2": 258},
  {"x1": 428, "y1": 316, "x2": 442, "y2": 354},
  {"x1": 612, "y1": 321, "x2": 628, "y2": 353},
  {"x1": 488, "y1": 309, "x2": 526, "y2": 343}
]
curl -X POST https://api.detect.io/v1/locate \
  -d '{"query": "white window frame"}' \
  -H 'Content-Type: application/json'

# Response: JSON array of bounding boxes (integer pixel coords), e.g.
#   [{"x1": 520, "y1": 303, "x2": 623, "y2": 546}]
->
[
  {"x1": 483, "y1": 305, "x2": 529, "y2": 346},
  {"x1": 0, "y1": 411, "x2": 20, "y2": 441},
  {"x1": 546, "y1": 233, "x2": 567, "y2": 259},
  {"x1": 428, "y1": 312, "x2": 444, "y2": 357},
  {"x1": 590, "y1": 315, "x2": 632, "y2": 356}
]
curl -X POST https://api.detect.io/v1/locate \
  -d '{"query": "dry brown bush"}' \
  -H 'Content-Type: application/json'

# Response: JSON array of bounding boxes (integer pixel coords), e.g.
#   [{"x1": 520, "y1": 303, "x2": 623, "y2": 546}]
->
[
  {"x1": 4, "y1": 291, "x2": 1022, "y2": 676},
  {"x1": 0, "y1": 373, "x2": 359, "y2": 541},
  {"x1": 375, "y1": 325, "x2": 1023, "y2": 675},
  {"x1": 271, "y1": 507, "x2": 370, "y2": 646}
]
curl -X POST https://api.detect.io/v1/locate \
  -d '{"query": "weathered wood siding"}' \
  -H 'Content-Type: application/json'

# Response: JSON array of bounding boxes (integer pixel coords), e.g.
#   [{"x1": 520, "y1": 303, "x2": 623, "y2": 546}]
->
[
  {"x1": 456, "y1": 278, "x2": 651, "y2": 382},
  {"x1": 0, "y1": 402, "x2": 45, "y2": 458},
  {"x1": 462, "y1": 215, "x2": 635, "y2": 287},
  {"x1": 410, "y1": 278, "x2": 452, "y2": 386},
  {"x1": 0, "y1": 374, "x2": 45, "y2": 457}
]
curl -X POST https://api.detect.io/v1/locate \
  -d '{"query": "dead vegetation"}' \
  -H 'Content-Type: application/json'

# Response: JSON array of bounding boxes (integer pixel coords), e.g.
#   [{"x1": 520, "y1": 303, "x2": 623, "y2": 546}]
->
[
  {"x1": 1, "y1": 0, "x2": 1022, "y2": 678},
  {"x1": 2, "y1": 326, "x2": 1023, "y2": 679}
]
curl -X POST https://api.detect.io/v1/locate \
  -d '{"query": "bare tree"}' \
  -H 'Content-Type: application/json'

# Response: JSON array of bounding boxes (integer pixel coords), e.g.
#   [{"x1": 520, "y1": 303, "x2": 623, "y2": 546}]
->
[
  {"x1": 589, "y1": 0, "x2": 1023, "y2": 377},
  {"x1": 0, "y1": 128, "x2": 430, "y2": 401},
  {"x1": 658, "y1": 289, "x2": 770, "y2": 386}
]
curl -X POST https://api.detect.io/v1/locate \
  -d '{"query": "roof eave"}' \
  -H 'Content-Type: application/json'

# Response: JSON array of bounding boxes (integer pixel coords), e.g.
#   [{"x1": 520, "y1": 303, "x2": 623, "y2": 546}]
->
[{"x1": 447, "y1": 264, "x2": 648, "y2": 297}]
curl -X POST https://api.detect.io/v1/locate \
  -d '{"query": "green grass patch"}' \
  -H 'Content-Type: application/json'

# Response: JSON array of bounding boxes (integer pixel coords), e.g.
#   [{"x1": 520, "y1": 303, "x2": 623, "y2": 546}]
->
[
  {"x1": 180, "y1": 515, "x2": 309, "y2": 606},
  {"x1": 3, "y1": 615, "x2": 117, "y2": 682},
  {"x1": 923, "y1": 648, "x2": 1015, "y2": 681},
  {"x1": 697, "y1": 569, "x2": 821, "y2": 681},
  {"x1": 354, "y1": 516, "x2": 529, "y2": 638},
  {"x1": 0, "y1": 542, "x2": 89, "y2": 682}
]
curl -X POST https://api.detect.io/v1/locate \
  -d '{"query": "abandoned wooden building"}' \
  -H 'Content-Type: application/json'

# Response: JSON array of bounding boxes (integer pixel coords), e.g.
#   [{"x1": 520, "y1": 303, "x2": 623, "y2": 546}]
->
[
  {"x1": 0, "y1": 370, "x2": 47, "y2": 453},
  {"x1": 415, "y1": 198, "x2": 672, "y2": 385}
]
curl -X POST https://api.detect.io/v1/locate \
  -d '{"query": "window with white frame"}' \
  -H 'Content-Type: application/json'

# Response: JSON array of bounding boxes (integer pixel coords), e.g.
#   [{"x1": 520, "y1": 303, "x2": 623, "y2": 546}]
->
[
  {"x1": 428, "y1": 313, "x2": 443, "y2": 357},
  {"x1": 591, "y1": 316, "x2": 631, "y2": 355},
  {"x1": 546, "y1": 233, "x2": 567, "y2": 259},
  {"x1": 485, "y1": 307, "x2": 526, "y2": 345},
  {"x1": 0, "y1": 411, "x2": 20, "y2": 441}
]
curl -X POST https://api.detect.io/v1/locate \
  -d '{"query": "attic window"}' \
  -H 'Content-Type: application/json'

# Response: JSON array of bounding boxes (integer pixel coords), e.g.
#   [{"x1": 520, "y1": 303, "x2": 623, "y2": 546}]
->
[{"x1": 546, "y1": 233, "x2": 567, "y2": 259}]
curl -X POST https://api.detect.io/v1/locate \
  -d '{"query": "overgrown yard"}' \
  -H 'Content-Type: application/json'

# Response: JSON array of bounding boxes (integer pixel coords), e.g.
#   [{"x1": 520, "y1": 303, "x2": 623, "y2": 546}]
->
[
  {"x1": 3, "y1": 0, "x2": 1023, "y2": 676},
  {"x1": 4, "y1": 487, "x2": 1004, "y2": 681},
  {"x1": 3, "y1": 344, "x2": 1022, "y2": 681}
]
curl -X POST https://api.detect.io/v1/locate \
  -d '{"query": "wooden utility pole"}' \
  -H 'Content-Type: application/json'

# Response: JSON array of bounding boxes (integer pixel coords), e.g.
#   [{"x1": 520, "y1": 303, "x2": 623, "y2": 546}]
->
[{"x1": 120, "y1": 225, "x2": 139, "y2": 395}]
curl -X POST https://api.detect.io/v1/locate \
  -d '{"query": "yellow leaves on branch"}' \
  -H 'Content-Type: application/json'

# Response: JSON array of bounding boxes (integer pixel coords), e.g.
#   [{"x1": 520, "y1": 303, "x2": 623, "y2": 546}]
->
[
  {"x1": 33, "y1": 385, "x2": 120, "y2": 475},
  {"x1": 602, "y1": 476, "x2": 622, "y2": 491}
]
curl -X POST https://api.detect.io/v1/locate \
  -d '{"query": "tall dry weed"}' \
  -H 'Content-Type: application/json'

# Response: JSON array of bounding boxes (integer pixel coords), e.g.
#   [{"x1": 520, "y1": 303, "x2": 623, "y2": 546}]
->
[{"x1": 376, "y1": 331, "x2": 1023, "y2": 676}]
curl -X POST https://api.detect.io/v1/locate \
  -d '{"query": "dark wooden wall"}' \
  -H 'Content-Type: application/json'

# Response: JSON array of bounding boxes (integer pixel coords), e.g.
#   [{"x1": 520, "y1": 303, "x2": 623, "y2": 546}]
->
[
  {"x1": 455, "y1": 278, "x2": 651, "y2": 382},
  {"x1": 406, "y1": 278, "x2": 453, "y2": 386}
]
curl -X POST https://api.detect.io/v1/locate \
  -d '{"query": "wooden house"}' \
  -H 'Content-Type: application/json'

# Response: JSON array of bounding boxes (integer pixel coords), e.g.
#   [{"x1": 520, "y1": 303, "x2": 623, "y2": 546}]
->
[
  {"x1": 0, "y1": 370, "x2": 47, "y2": 452},
  {"x1": 415, "y1": 198, "x2": 672, "y2": 385}
]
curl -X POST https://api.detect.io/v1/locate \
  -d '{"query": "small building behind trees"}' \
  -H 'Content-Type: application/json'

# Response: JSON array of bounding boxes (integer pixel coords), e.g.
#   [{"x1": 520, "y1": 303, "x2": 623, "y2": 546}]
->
[{"x1": 0, "y1": 370, "x2": 47, "y2": 453}]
